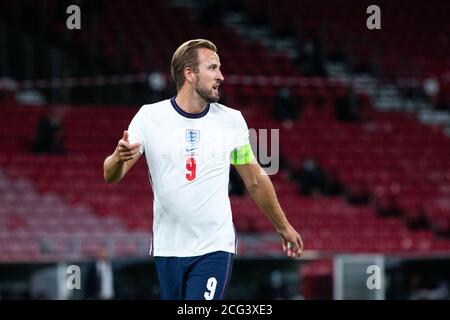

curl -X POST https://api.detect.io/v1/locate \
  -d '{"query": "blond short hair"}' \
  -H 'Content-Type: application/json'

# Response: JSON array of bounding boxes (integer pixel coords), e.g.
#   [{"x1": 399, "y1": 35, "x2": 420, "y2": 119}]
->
[{"x1": 170, "y1": 39, "x2": 217, "y2": 91}]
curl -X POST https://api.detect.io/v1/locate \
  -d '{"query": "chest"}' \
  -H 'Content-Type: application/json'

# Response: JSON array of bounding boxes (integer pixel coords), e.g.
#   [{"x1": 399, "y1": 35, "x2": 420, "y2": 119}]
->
[{"x1": 145, "y1": 120, "x2": 235, "y2": 164}]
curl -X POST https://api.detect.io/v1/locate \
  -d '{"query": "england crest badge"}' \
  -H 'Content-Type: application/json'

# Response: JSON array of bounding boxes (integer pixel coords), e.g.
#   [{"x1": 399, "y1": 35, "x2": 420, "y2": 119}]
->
[{"x1": 185, "y1": 129, "x2": 200, "y2": 145}]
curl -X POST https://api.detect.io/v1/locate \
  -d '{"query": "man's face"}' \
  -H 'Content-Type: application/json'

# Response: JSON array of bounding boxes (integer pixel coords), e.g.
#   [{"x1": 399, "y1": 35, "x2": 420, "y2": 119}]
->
[{"x1": 193, "y1": 48, "x2": 224, "y2": 103}]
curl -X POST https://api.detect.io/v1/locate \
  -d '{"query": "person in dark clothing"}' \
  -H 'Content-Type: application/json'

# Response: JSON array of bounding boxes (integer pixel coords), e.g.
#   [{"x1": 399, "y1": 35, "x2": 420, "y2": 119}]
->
[
  {"x1": 32, "y1": 107, "x2": 66, "y2": 154},
  {"x1": 272, "y1": 87, "x2": 299, "y2": 121},
  {"x1": 85, "y1": 248, "x2": 115, "y2": 300},
  {"x1": 324, "y1": 171, "x2": 345, "y2": 197},
  {"x1": 335, "y1": 87, "x2": 363, "y2": 122},
  {"x1": 295, "y1": 158, "x2": 328, "y2": 196},
  {"x1": 373, "y1": 193, "x2": 402, "y2": 217},
  {"x1": 294, "y1": 37, "x2": 326, "y2": 77},
  {"x1": 345, "y1": 181, "x2": 371, "y2": 205}
]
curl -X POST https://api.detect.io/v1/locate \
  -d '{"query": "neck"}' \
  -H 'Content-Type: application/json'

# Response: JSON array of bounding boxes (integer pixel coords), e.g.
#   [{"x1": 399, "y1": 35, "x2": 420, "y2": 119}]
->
[{"x1": 175, "y1": 87, "x2": 208, "y2": 114}]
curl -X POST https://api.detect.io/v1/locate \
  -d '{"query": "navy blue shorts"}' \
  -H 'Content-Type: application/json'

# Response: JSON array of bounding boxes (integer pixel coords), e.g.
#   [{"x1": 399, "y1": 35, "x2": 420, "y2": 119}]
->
[{"x1": 155, "y1": 251, "x2": 234, "y2": 300}]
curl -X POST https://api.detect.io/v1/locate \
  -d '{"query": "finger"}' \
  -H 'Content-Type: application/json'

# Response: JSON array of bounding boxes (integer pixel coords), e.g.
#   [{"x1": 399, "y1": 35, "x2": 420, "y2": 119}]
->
[
  {"x1": 296, "y1": 238, "x2": 303, "y2": 258},
  {"x1": 294, "y1": 246, "x2": 301, "y2": 258},
  {"x1": 118, "y1": 140, "x2": 129, "y2": 148},
  {"x1": 120, "y1": 150, "x2": 138, "y2": 158},
  {"x1": 123, "y1": 130, "x2": 129, "y2": 142},
  {"x1": 298, "y1": 237, "x2": 304, "y2": 251},
  {"x1": 286, "y1": 241, "x2": 294, "y2": 257},
  {"x1": 118, "y1": 141, "x2": 140, "y2": 151},
  {"x1": 282, "y1": 239, "x2": 287, "y2": 252},
  {"x1": 119, "y1": 150, "x2": 138, "y2": 157},
  {"x1": 119, "y1": 146, "x2": 138, "y2": 153},
  {"x1": 120, "y1": 152, "x2": 138, "y2": 159},
  {"x1": 286, "y1": 240, "x2": 299, "y2": 258}
]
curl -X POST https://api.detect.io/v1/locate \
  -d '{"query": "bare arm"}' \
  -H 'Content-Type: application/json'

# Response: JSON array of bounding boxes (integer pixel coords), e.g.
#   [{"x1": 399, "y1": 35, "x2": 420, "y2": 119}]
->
[
  {"x1": 234, "y1": 160, "x2": 303, "y2": 258},
  {"x1": 103, "y1": 130, "x2": 142, "y2": 183}
]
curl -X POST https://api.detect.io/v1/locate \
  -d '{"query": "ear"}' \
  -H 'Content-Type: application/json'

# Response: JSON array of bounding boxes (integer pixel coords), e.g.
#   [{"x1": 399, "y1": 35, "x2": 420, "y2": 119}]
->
[{"x1": 184, "y1": 66, "x2": 195, "y2": 83}]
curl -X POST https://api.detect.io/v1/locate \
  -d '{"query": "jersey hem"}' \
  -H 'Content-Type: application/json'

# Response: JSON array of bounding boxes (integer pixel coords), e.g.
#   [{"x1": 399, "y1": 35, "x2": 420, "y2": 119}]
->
[{"x1": 152, "y1": 246, "x2": 236, "y2": 258}]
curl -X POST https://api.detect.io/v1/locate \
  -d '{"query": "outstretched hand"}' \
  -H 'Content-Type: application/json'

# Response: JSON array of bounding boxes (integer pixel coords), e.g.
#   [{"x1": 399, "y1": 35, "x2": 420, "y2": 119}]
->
[{"x1": 115, "y1": 130, "x2": 141, "y2": 162}]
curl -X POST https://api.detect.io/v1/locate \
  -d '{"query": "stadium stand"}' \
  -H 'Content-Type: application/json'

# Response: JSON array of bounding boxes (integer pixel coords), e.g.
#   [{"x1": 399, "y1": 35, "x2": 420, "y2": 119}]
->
[
  {"x1": 0, "y1": 1, "x2": 449, "y2": 303},
  {"x1": 1, "y1": 89, "x2": 450, "y2": 262}
]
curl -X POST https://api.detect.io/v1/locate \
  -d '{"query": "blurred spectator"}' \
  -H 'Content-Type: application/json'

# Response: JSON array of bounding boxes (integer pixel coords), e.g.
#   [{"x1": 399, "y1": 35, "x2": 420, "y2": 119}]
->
[
  {"x1": 345, "y1": 181, "x2": 371, "y2": 205},
  {"x1": 436, "y1": 92, "x2": 450, "y2": 112},
  {"x1": 324, "y1": 171, "x2": 345, "y2": 197},
  {"x1": 272, "y1": 87, "x2": 299, "y2": 122},
  {"x1": 32, "y1": 107, "x2": 66, "y2": 154},
  {"x1": 0, "y1": 78, "x2": 18, "y2": 105},
  {"x1": 294, "y1": 158, "x2": 328, "y2": 196},
  {"x1": 423, "y1": 75, "x2": 440, "y2": 109},
  {"x1": 408, "y1": 213, "x2": 429, "y2": 230},
  {"x1": 229, "y1": 166, "x2": 245, "y2": 196},
  {"x1": 335, "y1": 86, "x2": 363, "y2": 122},
  {"x1": 374, "y1": 194, "x2": 402, "y2": 217},
  {"x1": 408, "y1": 273, "x2": 429, "y2": 300},
  {"x1": 408, "y1": 273, "x2": 450, "y2": 300},
  {"x1": 85, "y1": 247, "x2": 115, "y2": 300},
  {"x1": 148, "y1": 71, "x2": 167, "y2": 102},
  {"x1": 400, "y1": 84, "x2": 422, "y2": 112},
  {"x1": 295, "y1": 37, "x2": 326, "y2": 77}
]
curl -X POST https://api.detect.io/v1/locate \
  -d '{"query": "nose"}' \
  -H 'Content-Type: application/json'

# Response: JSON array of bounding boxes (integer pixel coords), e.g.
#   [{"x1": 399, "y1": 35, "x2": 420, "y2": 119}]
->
[{"x1": 217, "y1": 70, "x2": 224, "y2": 82}]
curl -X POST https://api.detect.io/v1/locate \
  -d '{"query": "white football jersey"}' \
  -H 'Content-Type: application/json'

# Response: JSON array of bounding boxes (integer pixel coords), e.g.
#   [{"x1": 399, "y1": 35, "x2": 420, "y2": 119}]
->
[{"x1": 127, "y1": 98, "x2": 250, "y2": 257}]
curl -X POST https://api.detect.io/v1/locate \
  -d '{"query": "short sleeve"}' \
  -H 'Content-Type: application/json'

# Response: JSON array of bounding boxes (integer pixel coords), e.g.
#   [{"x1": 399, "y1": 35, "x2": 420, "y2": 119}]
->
[
  {"x1": 127, "y1": 108, "x2": 145, "y2": 154},
  {"x1": 233, "y1": 111, "x2": 250, "y2": 149},
  {"x1": 230, "y1": 111, "x2": 254, "y2": 164}
]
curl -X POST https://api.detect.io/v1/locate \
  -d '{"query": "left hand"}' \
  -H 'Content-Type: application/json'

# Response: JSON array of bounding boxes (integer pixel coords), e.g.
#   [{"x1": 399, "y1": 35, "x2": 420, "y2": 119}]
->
[{"x1": 279, "y1": 224, "x2": 303, "y2": 258}]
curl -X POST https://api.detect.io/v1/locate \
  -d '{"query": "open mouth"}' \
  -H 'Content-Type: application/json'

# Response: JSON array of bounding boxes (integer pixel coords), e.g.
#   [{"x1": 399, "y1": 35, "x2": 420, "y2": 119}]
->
[{"x1": 212, "y1": 83, "x2": 220, "y2": 91}]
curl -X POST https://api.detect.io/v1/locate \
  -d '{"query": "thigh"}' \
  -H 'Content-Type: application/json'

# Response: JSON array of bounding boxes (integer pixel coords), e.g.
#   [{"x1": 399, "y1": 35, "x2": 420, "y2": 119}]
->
[
  {"x1": 184, "y1": 251, "x2": 234, "y2": 300},
  {"x1": 155, "y1": 257, "x2": 184, "y2": 300}
]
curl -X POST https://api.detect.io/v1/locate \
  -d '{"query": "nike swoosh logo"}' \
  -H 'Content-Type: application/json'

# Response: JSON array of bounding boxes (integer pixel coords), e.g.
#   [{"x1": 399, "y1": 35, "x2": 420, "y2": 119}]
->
[{"x1": 186, "y1": 147, "x2": 198, "y2": 153}]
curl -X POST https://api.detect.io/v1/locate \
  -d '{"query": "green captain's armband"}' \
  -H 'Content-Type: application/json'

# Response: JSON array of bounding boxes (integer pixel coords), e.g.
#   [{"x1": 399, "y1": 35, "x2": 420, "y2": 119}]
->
[{"x1": 231, "y1": 144, "x2": 255, "y2": 165}]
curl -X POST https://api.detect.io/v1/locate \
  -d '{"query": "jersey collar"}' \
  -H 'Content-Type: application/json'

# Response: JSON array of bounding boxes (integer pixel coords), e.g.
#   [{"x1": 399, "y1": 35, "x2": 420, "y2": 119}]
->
[{"x1": 170, "y1": 97, "x2": 210, "y2": 119}]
